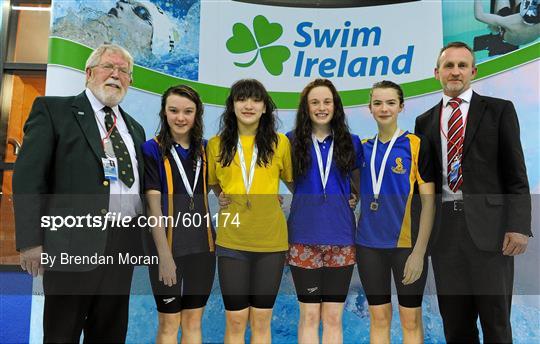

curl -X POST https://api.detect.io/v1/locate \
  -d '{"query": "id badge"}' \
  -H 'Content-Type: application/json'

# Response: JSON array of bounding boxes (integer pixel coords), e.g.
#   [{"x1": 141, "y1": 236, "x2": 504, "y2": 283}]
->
[
  {"x1": 449, "y1": 158, "x2": 460, "y2": 183},
  {"x1": 102, "y1": 157, "x2": 118, "y2": 181}
]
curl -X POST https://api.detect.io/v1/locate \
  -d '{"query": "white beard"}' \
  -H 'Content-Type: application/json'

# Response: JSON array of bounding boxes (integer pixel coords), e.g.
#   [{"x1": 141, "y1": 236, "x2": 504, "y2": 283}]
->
[{"x1": 90, "y1": 84, "x2": 125, "y2": 107}]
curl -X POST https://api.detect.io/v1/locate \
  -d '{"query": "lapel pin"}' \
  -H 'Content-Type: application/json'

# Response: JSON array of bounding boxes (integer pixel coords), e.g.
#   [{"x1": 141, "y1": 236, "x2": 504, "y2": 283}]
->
[{"x1": 77, "y1": 111, "x2": 85, "y2": 116}]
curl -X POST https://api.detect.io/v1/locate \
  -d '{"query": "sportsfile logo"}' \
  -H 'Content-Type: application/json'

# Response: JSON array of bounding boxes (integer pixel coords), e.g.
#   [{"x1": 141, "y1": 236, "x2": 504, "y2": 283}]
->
[{"x1": 226, "y1": 15, "x2": 291, "y2": 76}]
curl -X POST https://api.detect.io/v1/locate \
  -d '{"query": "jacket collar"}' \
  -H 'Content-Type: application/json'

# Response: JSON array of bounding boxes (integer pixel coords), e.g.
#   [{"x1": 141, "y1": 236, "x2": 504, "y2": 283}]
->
[
  {"x1": 71, "y1": 91, "x2": 104, "y2": 163},
  {"x1": 462, "y1": 91, "x2": 486, "y2": 159}
]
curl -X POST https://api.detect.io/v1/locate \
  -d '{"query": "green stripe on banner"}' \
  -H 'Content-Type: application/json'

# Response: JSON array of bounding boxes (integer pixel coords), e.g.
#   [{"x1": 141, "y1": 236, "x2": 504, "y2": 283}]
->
[
  {"x1": 475, "y1": 43, "x2": 539, "y2": 78},
  {"x1": 49, "y1": 37, "x2": 539, "y2": 108}
]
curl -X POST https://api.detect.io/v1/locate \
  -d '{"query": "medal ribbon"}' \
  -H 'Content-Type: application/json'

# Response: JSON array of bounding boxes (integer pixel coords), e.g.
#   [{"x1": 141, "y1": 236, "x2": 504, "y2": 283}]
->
[
  {"x1": 170, "y1": 146, "x2": 201, "y2": 202},
  {"x1": 312, "y1": 134, "x2": 334, "y2": 197},
  {"x1": 237, "y1": 138, "x2": 258, "y2": 196},
  {"x1": 370, "y1": 128, "x2": 401, "y2": 201}
]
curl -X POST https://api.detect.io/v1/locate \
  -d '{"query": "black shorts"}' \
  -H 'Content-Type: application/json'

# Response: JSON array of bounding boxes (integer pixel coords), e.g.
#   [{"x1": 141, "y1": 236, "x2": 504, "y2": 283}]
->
[
  {"x1": 218, "y1": 251, "x2": 285, "y2": 311},
  {"x1": 290, "y1": 265, "x2": 354, "y2": 303},
  {"x1": 148, "y1": 252, "x2": 216, "y2": 313},
  {"x1": 356, "y1": 245, "x2": 427, "y2": 308}
]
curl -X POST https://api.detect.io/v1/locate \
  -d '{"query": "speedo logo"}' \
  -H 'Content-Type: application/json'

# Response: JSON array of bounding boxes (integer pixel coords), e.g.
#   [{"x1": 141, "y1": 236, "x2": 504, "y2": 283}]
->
[
  {"x1": 163, "y1": 297, "x2": 176, "y2": 304},
  {"x1": 307, "y1": 287, "x2": 318, "y2": 293}
]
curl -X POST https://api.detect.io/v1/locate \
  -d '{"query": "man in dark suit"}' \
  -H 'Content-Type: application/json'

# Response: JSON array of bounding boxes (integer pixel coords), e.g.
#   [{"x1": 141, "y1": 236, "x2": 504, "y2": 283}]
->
[
  {"x1": 13, "y1": 43, "x2": 146, "y2": 343},
  {"x1": 415, "y1": 41, "x2": 531, "y2": 343}
]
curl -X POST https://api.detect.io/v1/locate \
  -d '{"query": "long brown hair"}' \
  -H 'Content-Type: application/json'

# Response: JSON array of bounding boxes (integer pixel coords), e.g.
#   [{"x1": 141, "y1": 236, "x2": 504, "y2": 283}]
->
[
  {"x1": 156, "y1": 84, "x2": 204, "y2": 162},
  {"x1": 292, "y1": 78, "x2": 356, "y2": 178}
]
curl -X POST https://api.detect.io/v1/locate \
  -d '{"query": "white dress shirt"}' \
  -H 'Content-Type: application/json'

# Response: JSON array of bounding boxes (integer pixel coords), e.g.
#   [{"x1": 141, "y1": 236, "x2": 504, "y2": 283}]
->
[
  {"x1": 85, "y1": 88, "x2": 142, "y2": 217},
  {"x1": 440, "y1": 88, "x2": 473, "y2": 202}
]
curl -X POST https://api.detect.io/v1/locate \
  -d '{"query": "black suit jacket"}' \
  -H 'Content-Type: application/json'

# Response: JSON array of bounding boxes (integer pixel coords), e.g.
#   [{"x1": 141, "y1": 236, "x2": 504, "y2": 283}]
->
[
  {"x1": 13, "y1": 91, "x2": 146, "y2": 271},
  {"x1": 415, "y1": 92, "x2": 531, "y2": 252}
]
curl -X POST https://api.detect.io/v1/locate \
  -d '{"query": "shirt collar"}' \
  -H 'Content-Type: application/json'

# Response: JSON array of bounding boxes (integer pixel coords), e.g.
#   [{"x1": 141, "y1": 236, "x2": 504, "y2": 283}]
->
[
  {"x1": 313, "y1": 132, "x2": 333, "y2": 144},
  {"x1": 372, "y1": 130, "x2": 407, "y2": 145},
  {"x1": 174, "y1": 142, "x2": 190, "y2": 151},
  {"x1": 442, "y1": 87, "x2": 473, "y2": 108},
  {"x1": 85, "y1": 88, "x2": 120, "y2": 116}
]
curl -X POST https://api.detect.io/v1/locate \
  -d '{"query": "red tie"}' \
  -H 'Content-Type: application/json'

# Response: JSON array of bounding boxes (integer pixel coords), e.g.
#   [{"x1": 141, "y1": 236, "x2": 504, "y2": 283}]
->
[{"x1": 447, "y1": 97, "x2": 464, "y2": 192}]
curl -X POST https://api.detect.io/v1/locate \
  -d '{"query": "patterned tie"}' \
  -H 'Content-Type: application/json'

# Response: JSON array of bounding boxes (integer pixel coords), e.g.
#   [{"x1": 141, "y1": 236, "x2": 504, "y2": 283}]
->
[
  {"x1": 447, "y1": 97, "x2": 464, "y2": 192},
  {"x1": 103, "y1": 106, "x2": 135, "y2": 187}
]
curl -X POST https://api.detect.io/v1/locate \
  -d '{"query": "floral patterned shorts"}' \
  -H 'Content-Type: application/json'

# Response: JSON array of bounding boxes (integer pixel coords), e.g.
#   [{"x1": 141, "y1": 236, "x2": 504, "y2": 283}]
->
[{"x1": 287, "y1": 244, "x2": 356, "y2": 269}]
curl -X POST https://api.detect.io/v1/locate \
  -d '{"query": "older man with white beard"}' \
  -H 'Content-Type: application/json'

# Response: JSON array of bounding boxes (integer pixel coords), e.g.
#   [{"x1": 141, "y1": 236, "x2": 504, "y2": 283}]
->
[{"x1": 13, "y1": 44, "x2": 146, "y2": 343}]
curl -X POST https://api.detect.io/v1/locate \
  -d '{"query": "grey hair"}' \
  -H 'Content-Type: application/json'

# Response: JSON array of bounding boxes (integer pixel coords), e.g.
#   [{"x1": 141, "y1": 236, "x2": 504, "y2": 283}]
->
[{"x1": 85, "y1": 43, "x2": 134, "y2": 73}]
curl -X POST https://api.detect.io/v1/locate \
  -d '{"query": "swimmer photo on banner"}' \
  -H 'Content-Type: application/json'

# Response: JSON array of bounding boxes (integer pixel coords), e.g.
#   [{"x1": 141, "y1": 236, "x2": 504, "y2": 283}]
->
[
  {"x1": 52, "y1": 0, "x2": 200, "y2": 80},
  {"x1": 444, "y1": 0, "x2": 539, "y2": 61}
]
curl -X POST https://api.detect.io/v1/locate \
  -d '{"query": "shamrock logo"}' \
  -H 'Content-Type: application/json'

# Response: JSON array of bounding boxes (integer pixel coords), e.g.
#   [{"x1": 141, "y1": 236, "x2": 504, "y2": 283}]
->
[{"x1": 226, "y1": 15, "x2": 291, "y2": 76}]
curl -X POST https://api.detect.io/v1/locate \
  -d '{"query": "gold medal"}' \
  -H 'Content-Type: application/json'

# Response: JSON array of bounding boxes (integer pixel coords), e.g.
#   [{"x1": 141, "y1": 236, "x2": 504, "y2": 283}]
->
[{"x1": 370, "y1": 200, "x2": 379, "y2": 211}]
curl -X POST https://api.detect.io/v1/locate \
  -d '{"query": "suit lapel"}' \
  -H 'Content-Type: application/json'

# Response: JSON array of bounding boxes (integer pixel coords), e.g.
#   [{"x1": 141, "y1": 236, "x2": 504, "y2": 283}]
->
[
  {"x1": 72, "y1": 92, "x2": 105, "y2": 163},
  {"x1": 431, "y1": 101, "x2": 443, "y2": 167},
  {"x1": 462, "y1": 92, "x2": 486, "y2": 159}
]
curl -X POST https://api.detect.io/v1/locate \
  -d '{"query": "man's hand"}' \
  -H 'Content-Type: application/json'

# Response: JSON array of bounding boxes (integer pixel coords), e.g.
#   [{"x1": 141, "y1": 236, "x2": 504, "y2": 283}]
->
[
  {"x1": 20, "y1": 245, "x2": 44, "y2": 277},
  {"x1": 502, "y1": 232, "x2": 528, "y2": 256}
]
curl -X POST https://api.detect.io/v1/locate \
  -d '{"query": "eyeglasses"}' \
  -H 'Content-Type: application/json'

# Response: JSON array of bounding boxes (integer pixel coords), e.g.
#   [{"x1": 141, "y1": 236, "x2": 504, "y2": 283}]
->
[{"x1": 93, "y1": 63, "x2": 132, "y2": 77}]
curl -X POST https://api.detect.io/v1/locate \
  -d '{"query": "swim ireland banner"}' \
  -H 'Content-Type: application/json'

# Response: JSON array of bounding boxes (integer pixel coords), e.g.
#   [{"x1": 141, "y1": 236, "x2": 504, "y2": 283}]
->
[
  {"x1": 198, "y1": 1, "x2": 442, "y2": 93},
  {"x1": 48, "y1": 0, "x2": 539, "y2": 108}
]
